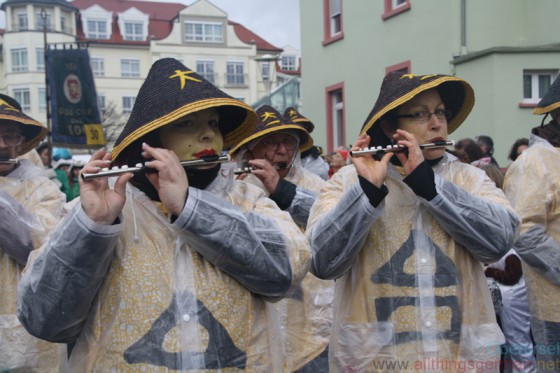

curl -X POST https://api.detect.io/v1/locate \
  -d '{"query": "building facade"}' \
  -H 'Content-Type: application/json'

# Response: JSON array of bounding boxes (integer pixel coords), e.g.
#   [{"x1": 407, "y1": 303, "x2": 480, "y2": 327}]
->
[
  {"x1": 300, "y1": 0, "x2": 560, "y2": 165},
  {"x1": 0, "y1": 0, "x2": 300, "y2": 148}
]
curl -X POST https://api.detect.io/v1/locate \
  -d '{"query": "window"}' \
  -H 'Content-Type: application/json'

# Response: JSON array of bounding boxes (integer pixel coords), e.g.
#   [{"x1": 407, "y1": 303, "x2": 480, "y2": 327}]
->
[
  {"x1": 326, "y1": 83, "x2": 345, "y2": 150},
  {"x1": 121, "y1": 59, "x2": 140, "y2": 78},
  {"x1": 61, "y1": 16, "x2": 66, "y2": 32},
  {"x1": 184, "y1": 21, "x2": 223, "y2": 43},
  {"x1": 35, "y1": 12, "x2": 52, "y2": 31},
  {"x1": 382, "y1": 0, "x2": 411, "y2": 20},
  {"x1": 36, "y1": 48, "x2": 45, "y2": 72},
  {"x1": 17, "y1": 13, "x2": 28, "y2": 31},
  {"x1": 91, "y1": 57, "x2": 105, "y2": 77},
  {"x1": 122, "y1": 96, "x2": 136, "y2": 114},
  {"x1": 11, "y1": 48, "x2": 28, "y2": 72},
  {"x1": 261, "y1": 63, "x2": 270, "y2": 81},
  {"x1": 323, "y1": 0, "x2": 343, "y2": 45},
  {"x1": 281, "y1": 55, "x2": 297, "y2": 71},
  {"x1": 87, "y1": 19, "x2": 108, "y2": 39},
  {"x1": 123, "y1": 22, "x2": 144, "y2": 41},
  {"x1": 98, "y1": 94, "x2": 106, "y2": 114},
  {"x1": 522, "y1": 70, "x2": 557, "y2": 104},
  {"x1": 226, "y1": 62, "x2": 245, "y2": 86},
  {"x1": 38, "y1": 88, "x2": 46, "y2": 112},
  {"x1": 386, "y1": 60, "x2": 411, "y2": 75},
  {"x1": 13, "y1": 88, "x2": 31, "y2": 111},
  {"x1": 196, "y1": 60, "x2": 215, "y2": 84}
]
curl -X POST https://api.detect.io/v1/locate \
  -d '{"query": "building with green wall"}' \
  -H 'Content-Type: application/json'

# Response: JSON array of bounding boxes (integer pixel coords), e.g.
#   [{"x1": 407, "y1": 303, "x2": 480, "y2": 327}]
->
[{"x1": 300, "y1": 0, "x2": 560, "y2": 166}]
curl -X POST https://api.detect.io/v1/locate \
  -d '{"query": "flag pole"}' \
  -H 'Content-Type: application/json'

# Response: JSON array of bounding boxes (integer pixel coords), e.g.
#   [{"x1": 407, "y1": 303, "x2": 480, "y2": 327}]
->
[{"x1": 41, "y1": 7, "x2": 53, "y2": 164}]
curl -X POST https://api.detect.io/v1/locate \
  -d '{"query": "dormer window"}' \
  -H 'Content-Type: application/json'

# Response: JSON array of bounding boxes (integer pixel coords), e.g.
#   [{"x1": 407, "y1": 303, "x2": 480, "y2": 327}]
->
[
  {"x1": 87, "y1": 19, "x2": 108, "y2": 39},
  {"x1": 118, "y1": 7, "x2": 148, "y2": 42},
  {"x1": 81, "y1": 5, "x2": 112, "y2": 40},
  {"x1": 123, "y1": 21, "x2": 143, "y2": 41},
  {"x1": 184, "y1": 21, "x2": 223, "y2": 43}
]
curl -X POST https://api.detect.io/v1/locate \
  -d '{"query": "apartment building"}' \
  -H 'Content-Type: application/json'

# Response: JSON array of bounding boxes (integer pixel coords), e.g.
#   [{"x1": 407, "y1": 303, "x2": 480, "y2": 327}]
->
[{"x1": 301, "y1": 0, "x2": 560, "y2": 164}]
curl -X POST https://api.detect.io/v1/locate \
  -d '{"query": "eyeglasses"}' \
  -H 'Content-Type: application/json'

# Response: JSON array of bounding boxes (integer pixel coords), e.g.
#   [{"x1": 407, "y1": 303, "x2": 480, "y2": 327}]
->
[
  {"x1": 395, "y1": 108, "x2": 452, "y2": 122},
  {"x1": 259, "y1": 136, "x2": 299, "y2": 152},
  {"x1": 0, "y1": 133, "x2": 24, "y2": 146}
]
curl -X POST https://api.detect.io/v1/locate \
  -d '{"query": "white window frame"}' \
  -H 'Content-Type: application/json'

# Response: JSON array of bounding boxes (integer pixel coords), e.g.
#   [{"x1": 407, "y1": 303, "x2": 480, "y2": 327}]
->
[
  {"x1": 281, "y1": 55, "x2": 297, "y2": 71},
  {"x1": 121, "y1": 59, "x2": 140, "y2": 78},
  {"x1": 82, "y1": 5, "x2": 112, "y2": 40},
  {"x1": 196, "y1": 60, "x2": 215, "y2": 84},
  {"x1": 38, "y1": 87, "x2": 46, "y2": 112},
  {"x1": 261, "y1": 63, "x2": 270, "y2": 81},
  {"x1": 226, "y1": 61, "x2": 245, "y2": 86},
  {"x1": 123, "y1": 21, "x2": 144, "y2": 41},
  {"x1": 329, "y1": 0, "x2": 342, "y2": 37},
  {"x1": 91, "y1": 57, "x2": 105, "y2": 77},
  {"x1": 392, "y1": 0, "x2": 408, "y2": 9},
  {"x1": 17, "y1": 13, "x2": 28, "y2": 31},
  {"x1": 122, "y1": 96, "x2": 136, "y2": 114},
  {"x1": 86, "y1": 19, "x2": 109, "y2": 39},
  {"x1": 35, "y1": 11, "x2": 52, "y2": 31},
  {"x1": 329, "y1": 88, "x2": 344, "y2": 149},
  {"x1": 36, "y1": 48, "x2": 44, "y2": 72},
  {"x1": 11, "y1": 48, "x2": 28, "y2": 72},
  {"x1": 98, "y1": 94, "x2": 106, "y2": 114},
  {"x1": 522, "y1": 70, "x2": 558, "y2": 104},
  {"x1": 184, "y1": 21, "x2": 223, "y2": 43},
  {"x1": 13, "y1": 88, "x2": 31, "y2": 111}
]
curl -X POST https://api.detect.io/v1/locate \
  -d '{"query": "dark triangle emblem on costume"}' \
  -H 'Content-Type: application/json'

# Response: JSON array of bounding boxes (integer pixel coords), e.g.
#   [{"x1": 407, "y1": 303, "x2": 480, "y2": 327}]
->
[
  {"x1": 124, "y1": 292, "x2": 247, "y2": 369},
  {"x1": 370, "y1": 230, "x2": 461, "y2": 344}
]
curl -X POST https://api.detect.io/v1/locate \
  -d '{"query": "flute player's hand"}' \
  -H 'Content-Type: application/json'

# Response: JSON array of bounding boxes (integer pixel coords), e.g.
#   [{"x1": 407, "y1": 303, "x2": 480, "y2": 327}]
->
[
  {"x1": 350, "y1": 133, "x2": 393, "y2": 188},
  {"x1": 142, "y1": 143, "x2": 189, "y2": 217},
  {"x1": 79, "y1": 149, "x2": 133, "y2": 225}
]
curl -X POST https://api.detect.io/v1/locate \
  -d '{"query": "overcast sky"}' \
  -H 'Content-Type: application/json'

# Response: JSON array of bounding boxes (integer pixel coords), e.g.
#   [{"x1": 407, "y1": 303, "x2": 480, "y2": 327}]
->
[{"x1": 0, "y1": 0, "x2": 301, "y2": 49}]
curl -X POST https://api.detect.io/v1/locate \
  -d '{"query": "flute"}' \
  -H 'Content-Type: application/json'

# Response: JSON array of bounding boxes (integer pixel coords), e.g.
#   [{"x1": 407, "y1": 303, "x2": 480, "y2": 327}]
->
[
  {"x1": 81, "y1": 155, "x2": 231, "y2": 181},
  {"x1": 234, "y1": 162, "x2": 289, "y2": 175},
  {"x1": 0, "y1": 159, "x2": 19, "y2": 164},
  {"x1": 350, "y1": 140, "x2": 455, "y2": 157}
]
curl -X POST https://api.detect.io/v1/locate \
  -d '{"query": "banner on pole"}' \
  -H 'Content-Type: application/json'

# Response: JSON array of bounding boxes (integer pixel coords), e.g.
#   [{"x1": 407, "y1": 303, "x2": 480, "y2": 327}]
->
[{"x1": 46, "y1": 48, "x2": 105, "y2": 148}]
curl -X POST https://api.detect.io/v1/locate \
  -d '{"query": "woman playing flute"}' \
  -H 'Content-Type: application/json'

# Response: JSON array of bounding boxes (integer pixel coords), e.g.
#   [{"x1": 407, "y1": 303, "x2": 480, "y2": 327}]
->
[
  {"x1": 307, "y1": 72, "x2": 519, "y2": 372},
  {"x1": 18, "y1": 58, "x2": 310, "y2": 371}
]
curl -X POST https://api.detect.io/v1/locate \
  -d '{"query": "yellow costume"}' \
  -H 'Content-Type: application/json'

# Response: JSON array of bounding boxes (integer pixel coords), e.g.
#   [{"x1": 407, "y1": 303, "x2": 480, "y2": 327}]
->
[
  {"x1": 308, "y1": 158, "x2": 518, "y2": 372},
  {"x1": 0, "y1": 160, "x2": 66, "y2": 371},
  {"x1": 504, "y1": 138, "x2": 560, "y2": 370}
]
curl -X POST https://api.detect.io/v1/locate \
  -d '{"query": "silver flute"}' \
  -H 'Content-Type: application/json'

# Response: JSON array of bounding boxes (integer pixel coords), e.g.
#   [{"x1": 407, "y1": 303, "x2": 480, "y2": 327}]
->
[
  {"x1": 81, "y1": 155, "x2": 231, "y2": 181},
  {"x1": 350, "y1": 140, "x2": 455, "y2": 157},
  {"x1": 0, "y1": 158, "x2": 19, "y2": 164},
  {"x1": 234, "y1": 162, "x2": 290, "y2": 175}
]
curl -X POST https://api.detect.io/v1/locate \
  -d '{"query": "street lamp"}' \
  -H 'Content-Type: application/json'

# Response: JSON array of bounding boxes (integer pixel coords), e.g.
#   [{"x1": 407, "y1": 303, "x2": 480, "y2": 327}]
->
[{"x1": 255, "y1": 54, "x2": 279, "y2": 105}]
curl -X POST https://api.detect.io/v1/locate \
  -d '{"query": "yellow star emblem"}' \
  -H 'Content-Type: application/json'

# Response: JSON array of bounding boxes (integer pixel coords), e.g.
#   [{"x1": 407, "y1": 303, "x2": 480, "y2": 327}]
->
[
  {"x1": 288, "y1": 109, "x2": 297, "y2": 117},
  {"x1": 401, "y1": 74, "x2": 417, "y2": 80},
  {"x1": 169, "y1": 69, "x2": 202, "y2": 89},
  {"x1": 0, "y1": 99, "x2": 19, "y2": 111},
  {"x1": 261, "y1": 111, "x2": 280, "y2": 126}
]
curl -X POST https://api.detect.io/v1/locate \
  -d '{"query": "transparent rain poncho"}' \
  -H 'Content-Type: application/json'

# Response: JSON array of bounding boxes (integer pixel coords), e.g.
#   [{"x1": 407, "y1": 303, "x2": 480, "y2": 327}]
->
[
  {"x1": 307, "y1": 153, "x2": 519, "y2": 372},
  {"x1": 18, "y1": 163, "x2": 310, "y2": 372},
  {"x1": 237, "y1": 154, "x2": 334, "y2": 371},
  {"x1": 0, "y1": 159, "x2": 66, "y2": 371},
  {"x1": 504, "y1": 135, "x2": 560, "y2": 368}
]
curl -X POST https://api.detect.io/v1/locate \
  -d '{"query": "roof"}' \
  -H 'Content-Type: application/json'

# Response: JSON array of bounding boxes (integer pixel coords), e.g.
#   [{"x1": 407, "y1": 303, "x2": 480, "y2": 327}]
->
[
  {"x1": 229, "y1": 20, "x2": 282, "y2": 53},
  {"x1": 1, "y1": 0, "x2": 77, "y2": 11},
  {"x1": 451, "y1": 44, "x2": 560, "y2": 65},
  {"x1": 71, "y1": 0, "x2": 281, "y2": 50},
  {"x1": 72, "y1": 0, "x2": 186, "y2": 44}
]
